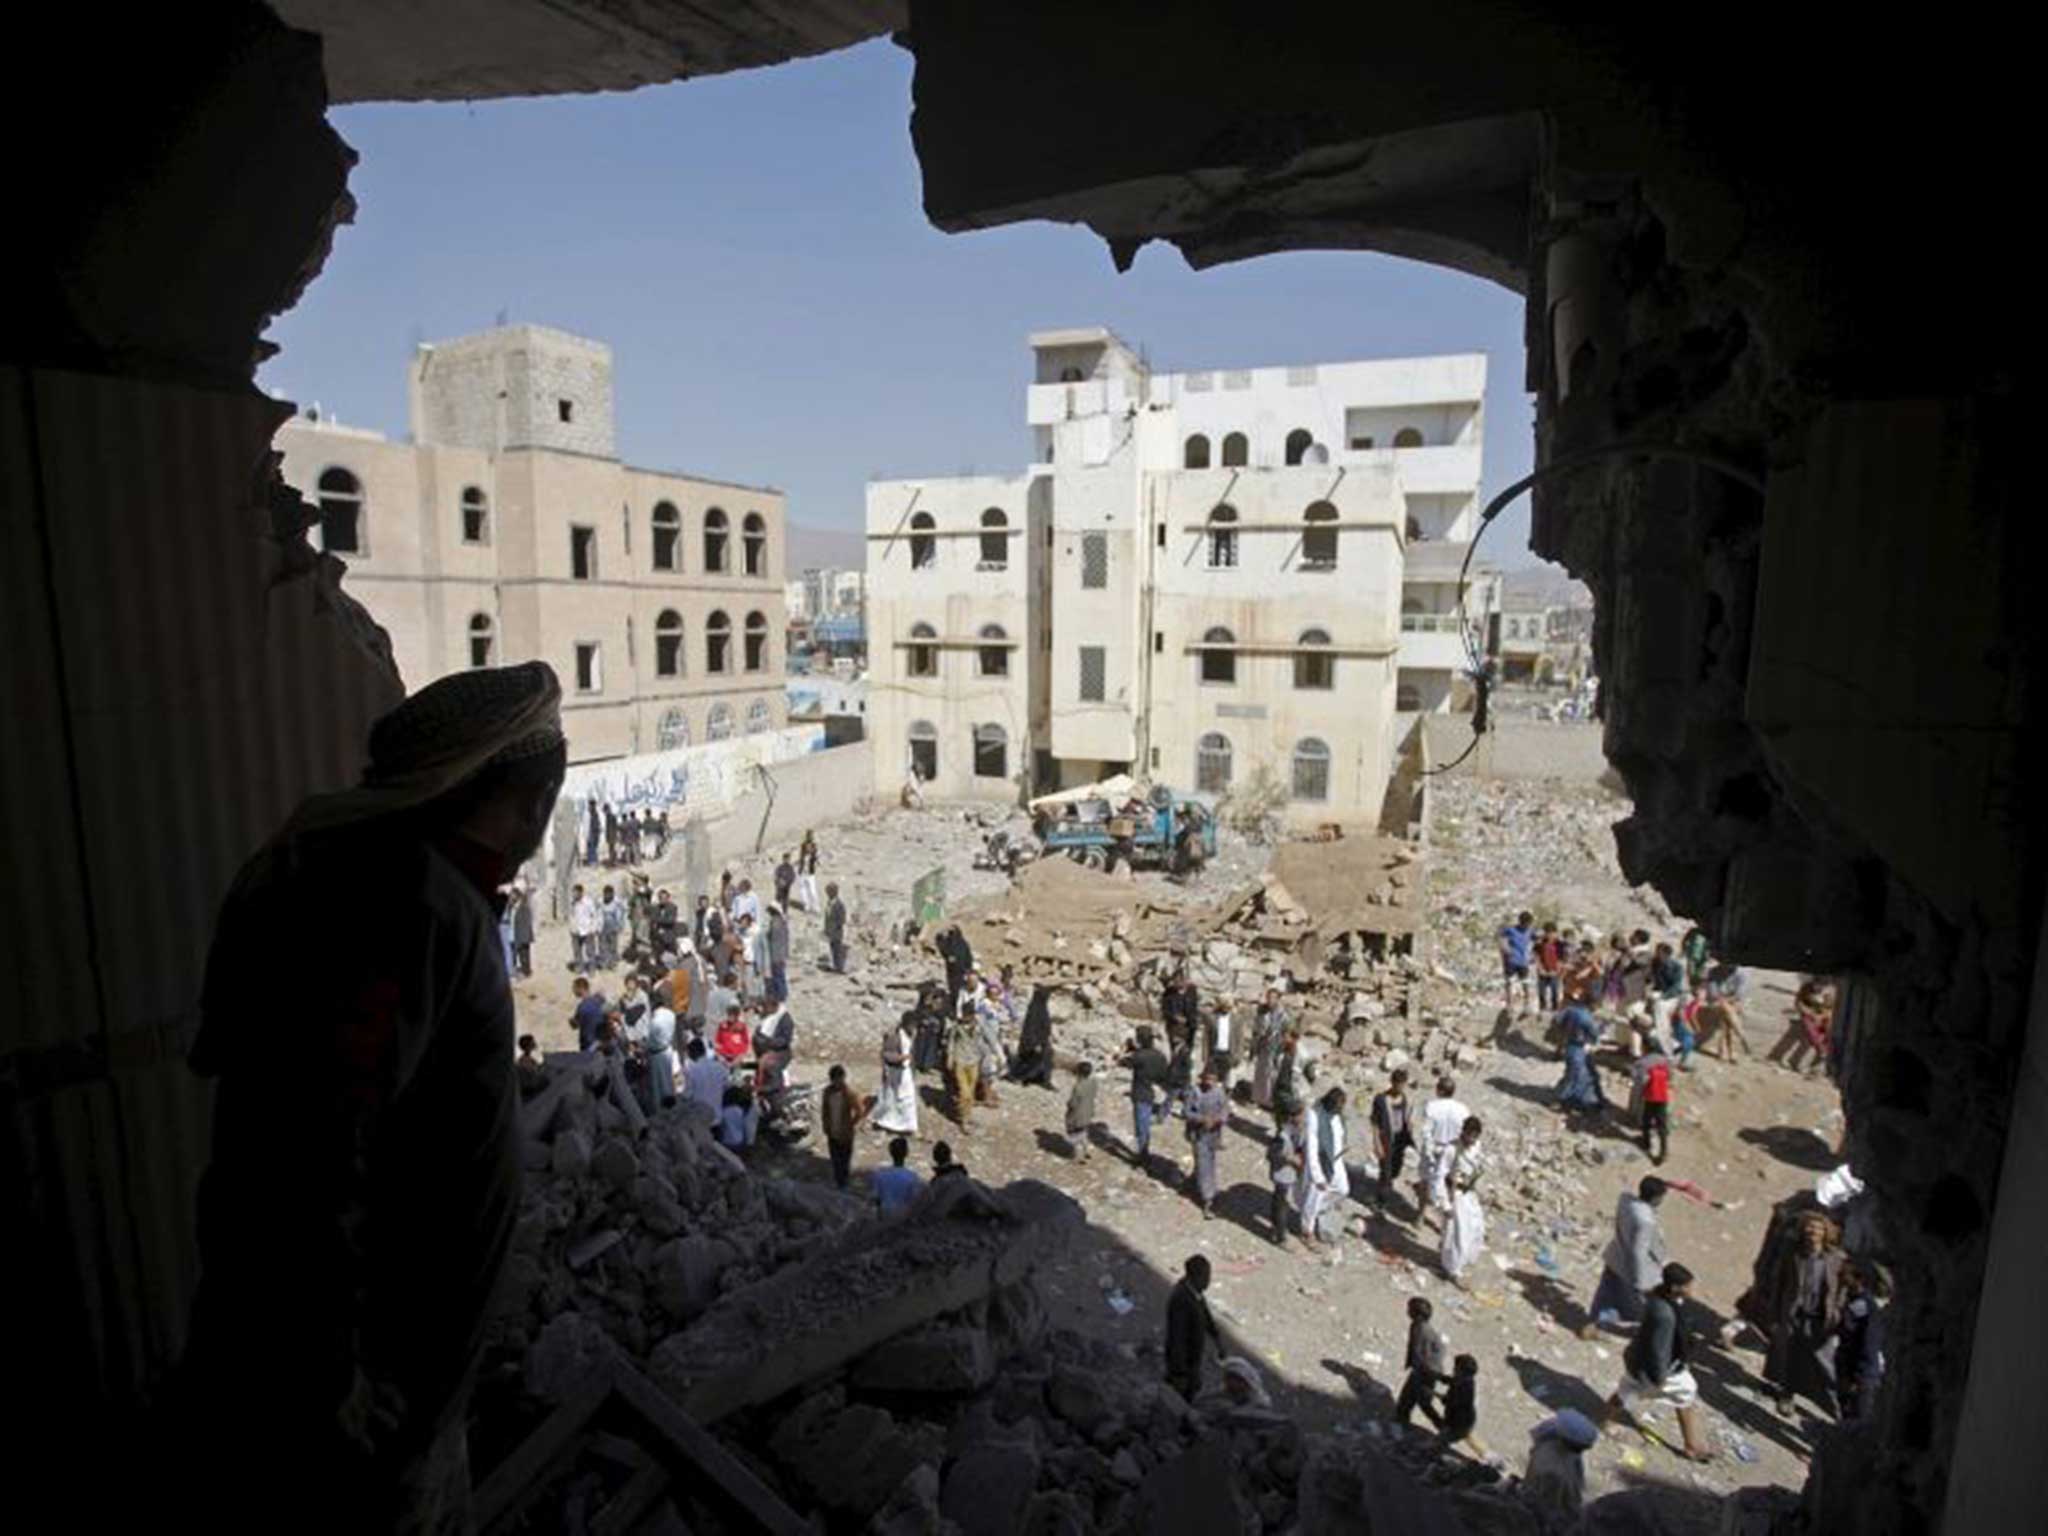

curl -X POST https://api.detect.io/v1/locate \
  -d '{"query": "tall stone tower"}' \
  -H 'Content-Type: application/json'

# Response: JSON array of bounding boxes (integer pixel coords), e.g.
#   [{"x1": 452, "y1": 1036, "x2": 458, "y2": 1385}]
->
[{"x1": 406, "y1": 323, "x2": 616, "y2": 458}]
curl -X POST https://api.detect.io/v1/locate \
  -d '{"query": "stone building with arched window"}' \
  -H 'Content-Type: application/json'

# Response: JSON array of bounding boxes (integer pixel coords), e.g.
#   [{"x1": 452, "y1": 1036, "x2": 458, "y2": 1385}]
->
[{"x1": 275, "y1": 322, "x2": 787, "y2": 763}]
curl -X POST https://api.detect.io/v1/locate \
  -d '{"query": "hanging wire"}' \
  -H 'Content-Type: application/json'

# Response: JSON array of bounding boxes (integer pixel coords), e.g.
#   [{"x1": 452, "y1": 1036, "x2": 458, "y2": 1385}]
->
[{"x1": 1421, "y1": 441, "x2": 1766, "y2": 777}]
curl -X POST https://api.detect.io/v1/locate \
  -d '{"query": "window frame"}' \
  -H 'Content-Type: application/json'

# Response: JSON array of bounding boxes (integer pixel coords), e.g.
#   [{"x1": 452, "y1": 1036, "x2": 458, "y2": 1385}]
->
[
  {"x1": 909, "y1": 511, "x2": 937, "y2": 571},
  {"x1": 706, "y1": 609, "x2": 732, "y2": 674},
  {"x1": 1199, "y1": 626, "x2": 1237, "y2": 686},
  {"x1": 460, "y1": 485, "x2": 490, "y2": 546},
  {"x1": 978, "y1": 508, "x2": 1009, "y2": 569},
  {"x1": 1077, "y1": 645, "x2": 1107, "y2": 703},
  {"x1": 1206, "y1": 505, "x2": 1239, "y2": 570},
  {"x1": 907, "y1": 622, "x2": 939, "y2": 679},
  {"x1": 574, "y1": 640, "x2": 603, "y2": 695},
  {"x1": 972, "y1": 722, "x2": 1009, "y2": 780},
  {"x1": 1195, "y1": 731, "x2": 1233, "y2": 795},
  {"x1": 569, "y1": 523, "x2": 598, "y2": 581},
  {"x1": 1291, "y1": 737, "x2": 1332, "y2": 802},
  {"x1": 654, "y1": 608, "x2": 685, "y2": 678},
  {"x1": 742, "y1": 511, "x2": 768, "y2": 578},
  {"x1": 977, "y1": 623, "x2": 1009, "y2": 677},
  {"x1": 1080, "y1": 530, "x2": 1108, "y2": 589},
  {"x1": 467, "y1": 611, "x2": 494, "y2": 669},
  {"x1": 1301, "y1": 501, "x2": 1339, "y2": 570},
  {"x1": 743, "y1": 610, "x2": 769, "y2": 673},
  {"x1": 315, "y1": 465, "x2": 366, "y2": 556},
  {"x1": 1294, "y1": 627, "x2": 1335, "y2": 690},
  {"x1": 703, "y1": 507, "x2": 730, "y2": 573},
  {"x1": 1183, "y1": 433, "x2": 1211, "y2": 469},
  {"x1": 651, "y1": 501, "x2": 682, "y2": 572}
]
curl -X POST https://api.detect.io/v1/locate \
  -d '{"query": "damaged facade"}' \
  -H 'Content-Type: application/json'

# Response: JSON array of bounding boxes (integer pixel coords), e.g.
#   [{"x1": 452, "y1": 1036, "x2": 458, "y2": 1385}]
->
[{"x1": 870, "y1": 329, "x2": 1496, "y2": 820}]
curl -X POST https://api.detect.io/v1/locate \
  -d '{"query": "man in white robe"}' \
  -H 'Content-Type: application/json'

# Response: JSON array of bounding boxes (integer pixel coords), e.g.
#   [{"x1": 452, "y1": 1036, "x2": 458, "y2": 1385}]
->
[
  {"x1": 1417, "y1": 1075, "x2": 1471, "y2": 1227},
  {"x1": 1440, "y1": 1116, "x2": 1488, "y2": 1284},
  {"x1": 874, "y1": 1021, "x2": 918, "y2": 1136},
  {"x1": 1299, "y1": 1087, "x2": 1351, "y2": 1246}
]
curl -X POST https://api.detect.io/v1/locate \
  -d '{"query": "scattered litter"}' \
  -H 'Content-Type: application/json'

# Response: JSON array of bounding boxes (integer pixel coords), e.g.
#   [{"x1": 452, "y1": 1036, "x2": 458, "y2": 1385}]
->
[
  {"x1": 1620, "y1": 1448, "x2": 1648, "y2": 1470},
  {"x1": 1105, "y1": 1288, "x2": 1135, "y2": 1316}
]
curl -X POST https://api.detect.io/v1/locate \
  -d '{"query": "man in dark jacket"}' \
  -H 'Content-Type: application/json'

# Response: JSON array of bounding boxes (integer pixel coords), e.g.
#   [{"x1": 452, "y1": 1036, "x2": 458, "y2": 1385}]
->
[
  {"x1": 1121, "y1": 1028, "x2": 1171, "y2": 1164},
  {"x1": 1600, "y1": 1262, "x2": 1713, "y2": 1461},
  {"x1": 1161, "y1": 975, "x2": 1200, "y2": 1055},
  {"x1": 176, "y1": 663, "x2": 567, "y2": 1530},
  {"x1": 1165, "y1": 1254, "x2": 1221, "y2": 1402}
]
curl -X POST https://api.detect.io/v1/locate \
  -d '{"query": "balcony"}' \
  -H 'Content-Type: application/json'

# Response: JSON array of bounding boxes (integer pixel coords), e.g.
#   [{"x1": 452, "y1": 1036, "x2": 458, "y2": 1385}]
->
[
  {"x1": 1342, "y1": 442, "x2": 1481, "y2": 494},
  {"x1": 1399, "y1": 613, "x2": 1471, "y2": 672}
]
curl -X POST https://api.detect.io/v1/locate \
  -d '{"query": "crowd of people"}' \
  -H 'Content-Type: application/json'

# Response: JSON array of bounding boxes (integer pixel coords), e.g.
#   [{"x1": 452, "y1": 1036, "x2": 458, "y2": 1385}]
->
[
  {"x1": 519, "y1": 830, "x2": 1875, "y2": 1507},
  {"x1": 524, "y1": 831, "x2": 850, "y2": 1169}
]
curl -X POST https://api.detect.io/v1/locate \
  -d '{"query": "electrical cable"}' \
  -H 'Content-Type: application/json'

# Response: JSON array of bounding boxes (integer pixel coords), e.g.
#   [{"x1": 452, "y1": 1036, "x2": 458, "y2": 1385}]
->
[{"x1": 1421, "y1": 441, "x2": 1765, "y2": 777}]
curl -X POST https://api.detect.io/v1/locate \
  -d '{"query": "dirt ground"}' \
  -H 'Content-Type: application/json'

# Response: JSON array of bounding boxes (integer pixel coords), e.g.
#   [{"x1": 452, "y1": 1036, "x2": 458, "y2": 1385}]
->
[{"x1": 510, "y1": 777, "x2": 1840, "y2": 1519}]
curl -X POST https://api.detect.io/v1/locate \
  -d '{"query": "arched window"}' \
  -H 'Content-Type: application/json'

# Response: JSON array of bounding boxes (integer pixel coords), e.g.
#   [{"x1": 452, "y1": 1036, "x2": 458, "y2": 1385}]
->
[
  {"x1": 1396, "y1": 683, "x2": 1424, "y2": 712},
  {"x1": 703, "y1": 507, "x2": 729, "y2": 572},
  {"x1": 1392, "y1": 426, "x2": 1425, "y2": 449},
  {"x1": 746, "y1": 698, "x2": 773, "y2": 735},
  {"x1": 1207, "y1": 505, "x2": 1239, "y2": 570},
  {"x1": 744, "y1": 610, "x2": 768, "y2": 672},
  {"x1": 742, "y1": 512, "x2": 767, "y2": 577},
  {"x1": 1200, "y1": 625, "x2": 1237, "y2": 685},
  {"x1": 973, "y1": 723, "x2": 1009, "y2": 779},
  {"x1": 1405, "y1": 515, "x2": 1422, "y2": 542},
  {"x1": 460, "y1": 486, "x2": 489, "y2": 545},
  {"x1": 655, "y1": 609, "x2": 684, "y2": 677},
  {"x1": 316, "y1": 466, "x2": 364, "y2": 554},
  {"x1": 1284, "y1": 428, "x2": 1314, "y2": 466},
  {"x1": 1401, "y1": 595, "x2": 1425, "y2": 615},
  {"x1": 1302, "y1": 501, "x2": 1339, "y2": 569},
  {"x1": 978, "y1": 508, "x2": 1009, "y2": 568},
  {"x1": 651, "y1": 501, "x2": 681, "y2": 571},
  {"x1": 978, "y1": 623, "x2": 1009, "y2": 677},
  {"x1": 659, "y1": 708, "x2": 691, "y2": 751},
  {"x1": 467, "y1": 612, "x2": 494, "y2": 669},
  {"x1": 909, "y1": 511, "x2": 936, "y2": 571},
  {"x1": 907, "y1": 622, "x2": 939, "y2": 678},
  {"x1": 1220, "y1": 432, "x2": 1249, "y2": 468},
  {"x1": 1058, "y1": 366, "x2": 1084, "y2": 383},
  {"x1": 706, "y1": 609, "x2": 731, "y2": 673},
  {"x1": 706, "y1": 702, "x2": 735, "y2": 741},
  {"x1": 908, "y1": 719, "x2": 939, "y2": 780},
  {"x1": 1292, "y1": 737, "x2": 1332, "y2": 801},
  {"x1": 1196, "y1": 732, "x2": 1233, "y2": 794},
  {"x1": 1295, "y1": 626, "x2": 1334, "y2": 689},
  {"x1": 1183, "y1": 434, "x2": 1211, "y2": 469}
]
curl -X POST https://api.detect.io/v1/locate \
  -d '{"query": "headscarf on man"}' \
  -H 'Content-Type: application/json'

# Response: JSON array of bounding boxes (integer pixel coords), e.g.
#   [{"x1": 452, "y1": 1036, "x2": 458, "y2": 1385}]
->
[{"x1": 231, "y1": 661, "x2": 564, "y2": 893}]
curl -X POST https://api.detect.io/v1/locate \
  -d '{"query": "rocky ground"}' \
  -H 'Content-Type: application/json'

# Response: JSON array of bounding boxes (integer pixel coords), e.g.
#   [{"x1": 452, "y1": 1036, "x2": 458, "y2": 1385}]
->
[{"x1": 510, "y1": 768, "x2": 1842, "y2": 1529}]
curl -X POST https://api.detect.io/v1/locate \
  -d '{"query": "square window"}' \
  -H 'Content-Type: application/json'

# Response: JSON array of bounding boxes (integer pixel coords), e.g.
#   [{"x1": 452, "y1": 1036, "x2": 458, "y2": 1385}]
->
[
  {"x1": 570, "y1": 525, "x2": 597, "y2": 580},
  {"x1": 1078, "y1": 646, "x2": 1106, "y2": 702},
  {"x1": 574, "y1": 642, "x2": 602, "y2": 693}
]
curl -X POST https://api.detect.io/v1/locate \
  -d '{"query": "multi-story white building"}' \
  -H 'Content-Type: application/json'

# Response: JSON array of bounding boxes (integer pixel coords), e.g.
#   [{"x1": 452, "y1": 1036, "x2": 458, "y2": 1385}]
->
[
  {"x1": 867, "y1": 329, "x2": 1496, "y2": 821},
  {"x1": 275, "y1": 324, "x2": 787, "y2": 764}
]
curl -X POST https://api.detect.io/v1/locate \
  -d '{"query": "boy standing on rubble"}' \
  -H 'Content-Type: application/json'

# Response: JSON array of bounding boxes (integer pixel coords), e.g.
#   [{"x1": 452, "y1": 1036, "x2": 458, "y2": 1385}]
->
[
  {"x1": 946, "y1": 1001, "x2": 982, "y2": 1128},
  {"x1": 1065, "y1": 1061, "x2": 1099, "y2": 1161}
]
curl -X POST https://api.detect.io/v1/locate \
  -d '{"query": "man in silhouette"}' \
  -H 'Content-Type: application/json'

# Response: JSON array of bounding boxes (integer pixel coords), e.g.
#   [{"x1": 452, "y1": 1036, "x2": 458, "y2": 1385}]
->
[{"x1": 177, "y1": 663, "x2": 567, "y2": 1530}]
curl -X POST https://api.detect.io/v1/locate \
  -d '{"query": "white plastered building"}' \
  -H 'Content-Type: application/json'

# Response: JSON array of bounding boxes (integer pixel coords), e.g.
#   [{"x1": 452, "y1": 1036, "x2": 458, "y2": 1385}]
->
[{"x1": 866, "y1": 329, "x2": 1496, "y2": 821}]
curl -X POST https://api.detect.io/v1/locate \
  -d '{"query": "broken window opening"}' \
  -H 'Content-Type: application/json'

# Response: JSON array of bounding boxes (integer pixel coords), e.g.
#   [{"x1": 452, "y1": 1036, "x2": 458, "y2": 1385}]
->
[
  {"x1": 651, "y1": 501, "x2": 681, "y2": 571},
  {"x1": 655, "y1": 609, "x2": 684, "y2": 677},
  {"x1": 570, "y1": 524, "x2": 597, "y2": 580},
  {"x1": 317, "y1": 466, "x2": 364, "y2": 554}
]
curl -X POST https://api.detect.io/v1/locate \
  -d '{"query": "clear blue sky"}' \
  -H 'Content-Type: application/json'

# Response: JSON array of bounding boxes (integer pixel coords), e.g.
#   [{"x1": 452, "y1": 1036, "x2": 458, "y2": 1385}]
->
[{"x1": 261, "y1": 37, "x2": 1543, "y2": 565}]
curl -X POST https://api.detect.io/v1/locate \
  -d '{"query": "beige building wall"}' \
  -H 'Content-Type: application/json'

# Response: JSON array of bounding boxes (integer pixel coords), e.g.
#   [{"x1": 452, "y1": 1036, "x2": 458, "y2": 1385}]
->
[
  {"x1": 866, "y1": 474, "x2": 1043, "y2": 801},
  {"x1": 1147, "y1": 464, "x2": 1405, "y2": 822},
  {"x1": 275, "y1": 419, "x2": 785, "y2": 765}
]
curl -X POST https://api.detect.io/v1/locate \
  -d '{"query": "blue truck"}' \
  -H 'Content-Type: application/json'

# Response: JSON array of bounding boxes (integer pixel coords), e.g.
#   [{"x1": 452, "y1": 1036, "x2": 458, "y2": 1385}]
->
[{"x1": 1033, "y1": 784, "x2": 1217, "y2": 874}]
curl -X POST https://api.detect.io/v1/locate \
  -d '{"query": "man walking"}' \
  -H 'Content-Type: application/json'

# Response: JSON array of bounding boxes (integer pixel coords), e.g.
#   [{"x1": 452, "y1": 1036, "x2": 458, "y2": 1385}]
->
[
  {"x1": 178, "y1": 662, "x2": 567, "y2": 1530},
  {"x1": 1499, "y1": 909, "x2": 1536, "y2": 1015},
  {"x1": 1370, "y1": 1067, "x2": 1415, "y2": 1212},
  {"x1": 1582, "y1": 1177, "x2": 1670, "y2": 1336},
  {"x1": 1121, "y1": 1027, "x2": 1170, "y2": 1165},
  {"x1": 1187, "y1": 1066, "x2": 1228, "y2": 1219},
  {"x1": 1536, "y1": 921, "x2": 1564, "y2": 1012},
  {"x1": 1598, "y1": 1263, "x2": 1715, "y2": 1462},
  {"x1": 820, "y1": 1064, "x2": 865, "y2": 1190},
  {"x1": 1394, "y1": 1297, "x2": 1450, "y2": 1428},
  {"x1": 766, "y1": 903, "x2": 791, "y2": 1004},
  {"x1": 569, "y1": 883, "x2": 598, "y2": 972},
  {"x1": 823, "y1": 881, "x2": 849, "y2": 973},
  {"x1": 946, "y1": 1001, "x2": 981, "y2": 1129},
  {"x1": 1164, "y1": 1255, "x2": 1222, "y2": 1403},
  {"x1": 597, "y1": 883, "x2": 624, "y2": 970},
  {"x1": 1418, "y1": 1075, "x2": 1470, "y2": 1228}
]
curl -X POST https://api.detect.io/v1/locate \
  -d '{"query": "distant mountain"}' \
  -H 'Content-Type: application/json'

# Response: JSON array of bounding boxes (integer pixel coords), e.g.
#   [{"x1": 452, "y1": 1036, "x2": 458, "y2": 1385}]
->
[
  {"x1": 785, "y1": 522, "x2": 867, "y2": 573},
  {"x1": 1500, "y1": 564, "x2": 1590, "y2": 609}
]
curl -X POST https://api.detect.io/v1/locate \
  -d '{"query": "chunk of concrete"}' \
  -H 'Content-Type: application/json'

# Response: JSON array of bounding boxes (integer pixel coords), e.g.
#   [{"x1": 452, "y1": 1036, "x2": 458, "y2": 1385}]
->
[
  {"x1": 652, "y1": 1234, "x2": 733, "y2": 1321},
  {"x1": 523, "y1": 1309, "x2": 621, "y2": 1404},
  {"x1": 851, "y1": 1323, "x2": 996, "y2": 1394},
  {"x1": 590, "y1": 1136, "x2": 640, "y2": 1191},
  {"x1": 551, "y1": 1128, "x2": 592, "y2": 1178},
  {"x1": 940, "y1": 1441, "x2": 1041, "y2": 1536},
  {"x1": 769, "y1": 1398, "x2": 939, "y2": 1522},
  {"x1": 650, "y1": 1179, "x2": 1082, "y2": 1424},
  {"x1": 1130, "y1": 1435, "x2": 1257, "y2": 1536}
]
